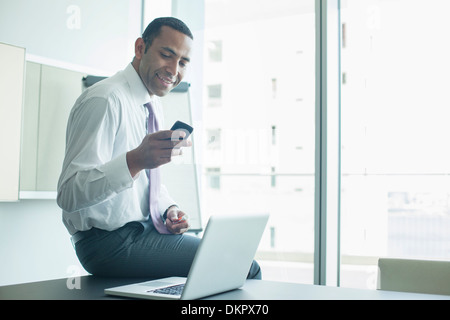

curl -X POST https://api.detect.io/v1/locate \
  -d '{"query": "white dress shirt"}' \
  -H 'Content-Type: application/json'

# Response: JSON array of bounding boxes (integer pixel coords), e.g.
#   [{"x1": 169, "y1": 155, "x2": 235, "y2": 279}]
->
[{"x1": 57, "y1": 63, "x2": 176, "y2": 235}]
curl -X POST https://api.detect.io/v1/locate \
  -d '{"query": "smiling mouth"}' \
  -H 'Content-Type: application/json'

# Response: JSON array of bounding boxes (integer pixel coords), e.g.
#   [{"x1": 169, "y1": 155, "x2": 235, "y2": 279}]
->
[{"x1": 156, "y1": 73, "x2": 175, "y2": 85}]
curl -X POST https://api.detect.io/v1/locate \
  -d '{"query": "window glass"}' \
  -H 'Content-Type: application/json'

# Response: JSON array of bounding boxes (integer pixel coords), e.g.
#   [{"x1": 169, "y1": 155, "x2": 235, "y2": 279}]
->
[
  {"x1": 202, "y1": 0, "x2": 316, "y2": 283},
  {"x1": 340, "y1": 0, "x2": 450, "y2": 289}
]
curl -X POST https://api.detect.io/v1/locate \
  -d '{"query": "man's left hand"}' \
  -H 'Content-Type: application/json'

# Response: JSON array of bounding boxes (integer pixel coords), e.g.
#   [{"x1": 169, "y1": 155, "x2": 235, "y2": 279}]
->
[{"x1": 165, "y1": 207, "x2": 190, "y2": 234}]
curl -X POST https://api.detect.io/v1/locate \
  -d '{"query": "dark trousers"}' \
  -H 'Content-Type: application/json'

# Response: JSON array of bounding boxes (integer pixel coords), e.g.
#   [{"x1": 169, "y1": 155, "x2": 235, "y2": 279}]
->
[{"x1": 74, "y1": 220, "x2": 262, "y2": 279}]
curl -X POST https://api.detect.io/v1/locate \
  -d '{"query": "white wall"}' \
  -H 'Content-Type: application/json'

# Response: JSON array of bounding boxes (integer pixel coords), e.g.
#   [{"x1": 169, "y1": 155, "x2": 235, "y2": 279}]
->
[
  {"x1": 0, "y1": 0, "x2": 205, "y2": 287},
  {"x1": 0, "y1": 0, "x2": 141, "y2": 76},
  {"x1": 0, "y1": 0, "x2": 141, "y2": 287},
  {"x1": 0, "y1": 200, "x2": 87, "y2": 286}
]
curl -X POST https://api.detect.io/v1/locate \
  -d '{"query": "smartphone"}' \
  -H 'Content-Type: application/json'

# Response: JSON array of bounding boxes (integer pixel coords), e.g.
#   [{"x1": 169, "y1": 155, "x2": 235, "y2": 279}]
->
[{"x1": 170, "y1": 120, "x2": 193, "y2": 140}]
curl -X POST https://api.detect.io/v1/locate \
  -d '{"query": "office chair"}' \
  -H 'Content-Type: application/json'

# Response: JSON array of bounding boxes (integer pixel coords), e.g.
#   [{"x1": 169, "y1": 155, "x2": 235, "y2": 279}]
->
[{"x1": 377, "y1": 258, "x2": 450, "y2": 295}]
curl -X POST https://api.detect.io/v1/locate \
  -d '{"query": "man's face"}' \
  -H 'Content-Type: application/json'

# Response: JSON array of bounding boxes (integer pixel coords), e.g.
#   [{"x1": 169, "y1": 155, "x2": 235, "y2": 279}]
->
[{"x1": 135, "y1": 26, "x2": 193, "y2": 97}]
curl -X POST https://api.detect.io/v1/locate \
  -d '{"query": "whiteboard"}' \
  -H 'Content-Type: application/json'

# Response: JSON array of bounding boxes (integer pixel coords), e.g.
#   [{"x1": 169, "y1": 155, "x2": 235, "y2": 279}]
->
[{"x1": 160, "y1": 85, "x2": 202, "y2": 232}]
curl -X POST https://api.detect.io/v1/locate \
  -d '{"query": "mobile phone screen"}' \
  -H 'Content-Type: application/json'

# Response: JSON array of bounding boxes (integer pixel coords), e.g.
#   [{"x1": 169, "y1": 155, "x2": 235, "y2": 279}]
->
[{"x1": 170, "y1": 121, "x2": 193, "y2": 140}]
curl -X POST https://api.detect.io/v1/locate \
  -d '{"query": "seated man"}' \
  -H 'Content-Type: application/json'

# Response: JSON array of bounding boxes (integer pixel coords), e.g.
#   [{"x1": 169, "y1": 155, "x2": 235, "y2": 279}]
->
[{"x1": 57, "y1": 17, "x2": 261, "y2": 279}]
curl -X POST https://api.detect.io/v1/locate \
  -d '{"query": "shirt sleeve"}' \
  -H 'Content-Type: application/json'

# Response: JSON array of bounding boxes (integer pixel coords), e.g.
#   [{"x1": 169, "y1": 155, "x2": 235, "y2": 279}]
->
[{"x1": 57, "y1": 96, "x2": 134, "y2": 213}]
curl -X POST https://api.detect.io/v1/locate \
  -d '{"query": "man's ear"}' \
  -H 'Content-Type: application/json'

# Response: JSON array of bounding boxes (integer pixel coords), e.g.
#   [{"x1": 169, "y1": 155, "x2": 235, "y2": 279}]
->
[{"x1": 135, "y1": 37, "x2": 146, "y2": 60}]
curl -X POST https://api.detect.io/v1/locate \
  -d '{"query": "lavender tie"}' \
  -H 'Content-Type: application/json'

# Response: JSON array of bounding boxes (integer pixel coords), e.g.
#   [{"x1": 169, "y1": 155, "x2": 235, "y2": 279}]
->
[{"x1": 145, "y1": 102, "x2": 170, "y2": 234}]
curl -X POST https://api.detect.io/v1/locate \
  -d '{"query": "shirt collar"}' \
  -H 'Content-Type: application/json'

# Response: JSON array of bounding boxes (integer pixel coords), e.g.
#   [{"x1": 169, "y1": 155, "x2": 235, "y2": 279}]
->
[{"x1": 123, "y1": 63, "x2": 152, "y2": 107}]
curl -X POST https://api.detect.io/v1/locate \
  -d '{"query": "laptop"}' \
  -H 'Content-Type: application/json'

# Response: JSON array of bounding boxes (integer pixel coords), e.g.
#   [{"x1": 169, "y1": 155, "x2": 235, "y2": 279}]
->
[{"x1": 104, "y1": 213, "x2": 269, "y2": 300}]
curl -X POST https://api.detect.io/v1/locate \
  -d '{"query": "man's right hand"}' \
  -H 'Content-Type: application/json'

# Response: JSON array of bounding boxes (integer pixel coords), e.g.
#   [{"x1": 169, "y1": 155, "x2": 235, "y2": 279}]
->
[{"x1": 126, "y1": 130, "x2": 191, "y2": 178}]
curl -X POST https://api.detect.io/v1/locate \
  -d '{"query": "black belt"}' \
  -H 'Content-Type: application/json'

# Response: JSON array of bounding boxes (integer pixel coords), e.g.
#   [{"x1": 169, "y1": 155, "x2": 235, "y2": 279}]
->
[
  {"x1": 71, "y1": 221, "x2": 147, "y2": 247},
  {"x1": 71, "y1": 231, "x2": 89, "y2": 246},
  {"x1": 70, "y1": 227, "x2": 102, "y2": 246}
]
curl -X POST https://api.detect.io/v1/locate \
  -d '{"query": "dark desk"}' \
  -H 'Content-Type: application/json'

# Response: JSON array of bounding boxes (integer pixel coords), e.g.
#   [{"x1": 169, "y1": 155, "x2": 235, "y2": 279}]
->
[
  {"x1": 0, "y1": 276, "x2": 141, "y2": 300},
  {"x1": 1, "y1": 275, "x2": 449, "y2": 300}
]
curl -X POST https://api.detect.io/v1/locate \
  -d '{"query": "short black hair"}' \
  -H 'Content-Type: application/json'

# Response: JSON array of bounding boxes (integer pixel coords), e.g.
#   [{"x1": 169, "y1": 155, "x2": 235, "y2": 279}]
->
[{"x1": 142, "y1": 17, "x2": 193, "y2": 53}]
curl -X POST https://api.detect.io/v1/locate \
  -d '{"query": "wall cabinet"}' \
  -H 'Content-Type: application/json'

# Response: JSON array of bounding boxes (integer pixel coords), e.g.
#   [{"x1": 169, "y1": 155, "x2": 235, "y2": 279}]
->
[
  {"x1": 0, "y1": 43, "x2": 25, "y2": 201},
  {"x1": 20, "y1": 62, "x2": 84, "y2": 196}
]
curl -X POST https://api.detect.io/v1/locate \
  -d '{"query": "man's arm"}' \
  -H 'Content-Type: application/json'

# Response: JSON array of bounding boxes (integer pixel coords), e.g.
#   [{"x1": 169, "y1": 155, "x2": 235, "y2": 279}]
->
[{"x1": 57, "y1": 97, "x2": 133, "y2": 213}]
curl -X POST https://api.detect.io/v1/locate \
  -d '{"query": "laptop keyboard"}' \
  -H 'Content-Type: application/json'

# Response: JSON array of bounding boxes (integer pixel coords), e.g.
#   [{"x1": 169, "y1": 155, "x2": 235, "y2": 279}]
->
[{"x1": 150, "y1": 284, "x2": 185, "y2": 296}]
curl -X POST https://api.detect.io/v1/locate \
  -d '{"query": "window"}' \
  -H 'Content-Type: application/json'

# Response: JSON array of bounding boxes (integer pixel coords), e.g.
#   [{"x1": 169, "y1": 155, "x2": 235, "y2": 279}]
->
[
  {"x1": 340, "y1": 0, "x2": 450, "y2": 289},
  {"x1": 202, "y1": 0, "x2": 316, "y2": 284},
  {"x1": 206, "y1": 168, "x2": 221, "y2": 190},
  {"x1": 207, "y1": 84, "x2": 221, "y2": 99},
  {"x1": 206, "y1": 128, "x2": 221, "y2": 150},
  {"x1": 195, "y1": 0, "x2": 450, "y2": 288},
  {"x1": 207, "y1": 40, "x2": 223, "y2": 62},
  {"x1": 271, "y1": 125, "x2": 276, "y2": 145},
  {"x1": 271, "y1": 167, "x2": 276, "y2": 188},
  {"x1": 271, "y1": 78, "x2": 277, "y2": 99},
  {"x1": 207, "y1": 84, "x2": 222, "y2": 107}
]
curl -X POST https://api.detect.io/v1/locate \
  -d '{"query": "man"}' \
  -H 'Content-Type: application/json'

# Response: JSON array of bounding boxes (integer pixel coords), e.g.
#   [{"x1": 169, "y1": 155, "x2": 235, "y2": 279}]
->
[{"x1": 57, "y1": 17, "x2": 261, "y2": 279}]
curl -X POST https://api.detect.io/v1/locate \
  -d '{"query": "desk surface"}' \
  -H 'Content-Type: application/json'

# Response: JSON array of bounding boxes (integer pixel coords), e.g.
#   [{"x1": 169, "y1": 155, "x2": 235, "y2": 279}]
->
[{"x1": 1, "y1": 275, "x2": 449, "y2": 300}]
